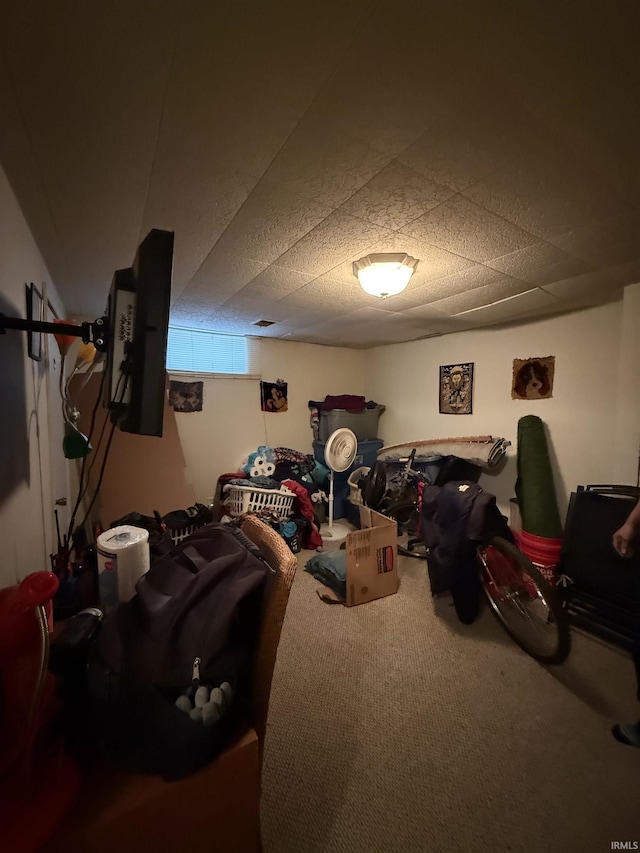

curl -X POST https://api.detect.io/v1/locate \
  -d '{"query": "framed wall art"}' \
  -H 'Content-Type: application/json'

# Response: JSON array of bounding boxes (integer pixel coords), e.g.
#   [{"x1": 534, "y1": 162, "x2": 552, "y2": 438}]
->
[
  {"x1": 511, "y1": 356, "x2": 555, "y2": 400},
  {"x1": 439, "y1": 362, "x2": 473, "y2": 414},
  {"x1": 261, "y1": 379, "x2": 288, "y2": 413},
  {"x1": 27, "y1": 282, "x2": 44, "y2": 361}
]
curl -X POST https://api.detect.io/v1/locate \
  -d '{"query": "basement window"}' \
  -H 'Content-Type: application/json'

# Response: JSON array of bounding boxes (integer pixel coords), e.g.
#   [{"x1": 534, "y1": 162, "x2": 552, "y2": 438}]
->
[{"x1": 166, "y1": 326, "x2": 260, "y2": 377}]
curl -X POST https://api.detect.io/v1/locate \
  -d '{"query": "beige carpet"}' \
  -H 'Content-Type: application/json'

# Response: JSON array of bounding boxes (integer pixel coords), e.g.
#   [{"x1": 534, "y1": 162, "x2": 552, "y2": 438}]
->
[{"x1": 261, "y1": 551, "x2": 640, "y2": 853}]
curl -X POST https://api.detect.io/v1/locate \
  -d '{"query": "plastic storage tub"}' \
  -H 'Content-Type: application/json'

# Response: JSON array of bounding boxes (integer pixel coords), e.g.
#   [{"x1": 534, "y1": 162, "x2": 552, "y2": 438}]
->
[{"x1": 318, "y1": 405, "x2": 385, "y2": 442}]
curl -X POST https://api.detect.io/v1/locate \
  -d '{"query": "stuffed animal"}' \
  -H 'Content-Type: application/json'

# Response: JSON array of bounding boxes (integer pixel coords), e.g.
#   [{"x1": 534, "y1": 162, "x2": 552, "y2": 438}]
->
[{"x1": 242, "y1": 445, "x2": 276, "y2": 478}]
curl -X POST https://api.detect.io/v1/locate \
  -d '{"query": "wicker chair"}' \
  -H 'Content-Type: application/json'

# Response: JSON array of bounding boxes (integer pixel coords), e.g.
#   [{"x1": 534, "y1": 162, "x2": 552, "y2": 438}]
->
[{"x1": 240, "y1": 514, "x2": 298, "y2": 751}]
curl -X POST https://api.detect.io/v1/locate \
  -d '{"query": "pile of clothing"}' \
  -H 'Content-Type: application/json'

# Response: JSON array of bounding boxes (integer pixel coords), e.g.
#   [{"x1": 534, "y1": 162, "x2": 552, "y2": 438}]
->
[{"x1": 228, "y1": 445, "x2": 330, "y2": 549}]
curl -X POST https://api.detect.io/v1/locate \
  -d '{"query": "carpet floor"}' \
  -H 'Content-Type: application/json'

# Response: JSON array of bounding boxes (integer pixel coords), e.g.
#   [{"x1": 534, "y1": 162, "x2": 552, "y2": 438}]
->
[{"x1": 261, "y1": 550, "x2": 640, "y2": 853}]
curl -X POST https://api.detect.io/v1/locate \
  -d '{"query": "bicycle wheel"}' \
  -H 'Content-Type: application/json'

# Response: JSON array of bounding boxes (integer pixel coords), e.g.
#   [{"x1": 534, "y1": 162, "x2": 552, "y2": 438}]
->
[
  {"x1": 478, "y1": 536, "x2": 570, "y2": 664},
  {"x1": 384, "y1": 500, "x2": 428, "y2": 560}
]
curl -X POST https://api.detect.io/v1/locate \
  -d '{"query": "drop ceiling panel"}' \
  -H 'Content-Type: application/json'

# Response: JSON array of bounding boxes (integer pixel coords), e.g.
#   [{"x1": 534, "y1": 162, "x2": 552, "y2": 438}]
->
[
  {"x1": 178, "y1": 254, "x2": 269, "y2": 307},
  {"x1": 403, "y1": 265, "x2": 526, "y2": 307},
  {"x1": 233, "y1": 266, "x2": 316, "y2": 301},
  {"x1": 402, "y1": 195, "x2": 539, "y2": 263},
  {"x1": 428, "y1": 278, "x2": 535, "y2": 315},
  {"x1": 547, "y1": 216, "x2": 640, "y2": 268},
  {"x1": 284, "y1": 275, "x2": 372, "y2": 311},
  {"x1": 462, "y1": 135, "x2": 625, "y2": 241},
  {"x1": 542, "y1": 271, "x2": 626, "y2": 305},
  {"x1": 274, "y1": 211, "x2": 393, "y2": 277},
  {"x1": 397, "y1": 98, "x2": 535, "y2": 194},
  {"x1": 454, "y1": 288, "x2": 560, "y2": 326},
  {"x1": 487, "y1": 243, "x2": 594, "y2": 286},
  {"x1": 340, "y1": 162, "x2": 455, "y2": 230},
  {"x1": 0, "y1": 1, "x2": 637, "y2": 345}
]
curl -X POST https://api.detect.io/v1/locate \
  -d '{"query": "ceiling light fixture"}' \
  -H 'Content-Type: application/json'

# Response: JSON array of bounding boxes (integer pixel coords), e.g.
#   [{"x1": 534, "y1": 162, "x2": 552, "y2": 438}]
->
[{"x1": 353, "y1": 253, "x2": 419, "y2": 298}]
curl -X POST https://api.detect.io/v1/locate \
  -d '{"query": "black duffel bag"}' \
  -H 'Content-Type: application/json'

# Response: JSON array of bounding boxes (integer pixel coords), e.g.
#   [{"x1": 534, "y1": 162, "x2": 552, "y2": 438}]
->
[{"x1": 87, "y1": 522, "x2": 272, "y2": 780}]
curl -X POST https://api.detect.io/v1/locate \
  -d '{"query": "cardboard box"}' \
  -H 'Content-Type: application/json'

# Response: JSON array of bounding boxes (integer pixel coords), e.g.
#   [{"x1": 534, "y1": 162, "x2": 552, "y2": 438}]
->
[{"x1": 344, "y1": 506, "x2": 399, "y2": 606}]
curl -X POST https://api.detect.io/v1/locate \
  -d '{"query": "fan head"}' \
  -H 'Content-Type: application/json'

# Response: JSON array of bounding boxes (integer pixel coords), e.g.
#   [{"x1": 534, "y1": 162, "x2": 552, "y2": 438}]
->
[{"x1": 324, "y1": 428, "x2": 358, "y2": 473}]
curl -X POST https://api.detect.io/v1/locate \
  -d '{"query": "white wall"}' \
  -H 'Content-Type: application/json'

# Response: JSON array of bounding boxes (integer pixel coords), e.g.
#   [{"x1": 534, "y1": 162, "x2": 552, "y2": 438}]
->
[
  {"x1": 0, "y1": 163, "x2": 65, "y2": 587},
  {"x1": 172, "y1": 297, "x2": 640, "y2": 524},
  {"x1": 367, "y1": 300, "x2": 634, "y2": 520},
  {"x1": 172, "y1": 338, "x2": 368, "y2": 504}
]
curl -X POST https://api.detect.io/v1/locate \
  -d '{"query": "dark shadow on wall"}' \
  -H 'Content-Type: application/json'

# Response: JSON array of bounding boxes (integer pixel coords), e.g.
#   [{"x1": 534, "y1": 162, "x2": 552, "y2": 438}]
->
[{"x1": 0, "y1": 292, "x2": 30, "y2": 507}]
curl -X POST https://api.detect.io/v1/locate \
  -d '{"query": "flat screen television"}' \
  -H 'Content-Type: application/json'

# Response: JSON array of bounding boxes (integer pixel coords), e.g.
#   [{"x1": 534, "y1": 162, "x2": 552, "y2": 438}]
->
[{"x1": 103, "y1": 229, "x2": 174, "y2": 436}]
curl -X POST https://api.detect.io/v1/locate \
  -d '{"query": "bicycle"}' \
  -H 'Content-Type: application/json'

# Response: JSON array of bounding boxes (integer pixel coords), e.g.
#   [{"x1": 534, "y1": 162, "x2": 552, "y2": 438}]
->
[{"x1": 363, "y1": 453, "x2": 571, "y2": 665}]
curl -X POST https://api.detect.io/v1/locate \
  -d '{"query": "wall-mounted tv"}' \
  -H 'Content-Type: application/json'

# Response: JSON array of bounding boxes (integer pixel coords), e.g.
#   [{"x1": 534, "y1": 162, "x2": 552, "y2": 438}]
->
[{"x1": 103, "y1": 229, "x2": 174, "y2": 437}]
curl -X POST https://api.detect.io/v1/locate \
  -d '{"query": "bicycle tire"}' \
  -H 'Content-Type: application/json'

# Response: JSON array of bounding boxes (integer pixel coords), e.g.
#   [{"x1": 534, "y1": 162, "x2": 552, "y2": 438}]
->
[
  {"x1": 478, "y1": 535, "x2": 570, "y2": 665},
  {"x1": 384, "y1": 500, "x2": 429, "y2": 560}
]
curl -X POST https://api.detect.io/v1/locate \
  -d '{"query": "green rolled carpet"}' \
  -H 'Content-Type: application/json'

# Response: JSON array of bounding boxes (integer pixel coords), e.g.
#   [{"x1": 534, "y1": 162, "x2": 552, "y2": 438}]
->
[{"x1": 515, "y1": 415, "x2": 562, "y2": 538}]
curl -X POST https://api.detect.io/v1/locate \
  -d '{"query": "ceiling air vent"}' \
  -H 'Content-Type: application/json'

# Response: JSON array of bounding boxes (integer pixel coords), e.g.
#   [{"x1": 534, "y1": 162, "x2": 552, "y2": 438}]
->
[{"x1": 253, "y1": 320, "x2": 275, "y2": 327}]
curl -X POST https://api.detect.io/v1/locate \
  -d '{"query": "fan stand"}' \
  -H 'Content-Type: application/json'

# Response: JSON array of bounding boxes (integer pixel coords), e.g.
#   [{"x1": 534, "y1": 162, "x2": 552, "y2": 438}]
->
[
  {"x1": 320, "y1": 427, "x2": 358, "y2": 547},
  {"x1": 320, "y1": 471, "x2": 352, "y2": 545}
]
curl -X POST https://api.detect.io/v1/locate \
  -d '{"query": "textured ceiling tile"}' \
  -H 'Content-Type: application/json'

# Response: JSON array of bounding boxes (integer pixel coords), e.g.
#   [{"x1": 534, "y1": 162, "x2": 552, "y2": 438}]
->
[
  {"x1": 542, "y1": 271, "x2": 626, "y2": 304},
  {"x1": 462, "y1": 142, "x2": 623, "y2": 241},
  {"x1": 402, "y1": 196, "x2": 539, "y2": 262},
  {"x1": 264, "y1": 112, "x2": 391, "y2": 208},
  {"x1": 169, "y1": 300, "x2": 262, "y2": 334},
  {"x1": 453, "y1": 288, "x2": 560, "y2": 324},
  {"x1": 219, "y1": 295, "x2": 295, "y2": 323},
  {"x1": 399, "y1": 305, "x2": 468, "y2": 334},
  {"x1": 428, "y1": 278, "x2": 534, "y2": 315},
  {"x1": 274, "y1": 211, "x2": 392, "y2": 277},
  {"x1": 153, "y1": 0, "x2": 372, "y2": 179},
  {"x1": 487, "y1": 243, "x2": 594, "y2": 286},
  {"x1": 183, "y1": 253, "x2": 268, "y2": 300},
  {"x1": 284, "y1": 275, "x2": 371, "y2": 310},
  {"x1": 340, "y1": 161, "x2": 454, "y2": 230},
  {"x1": 602, "y1": 260, "x2": 640, "y2": 287},
  {"x1": 546, "y1": 215, "x2": 640, "y2": 267},
  {"x1": 150, "y1": 168, "x2": 258, "y2": 301},
  {"x1": 307, "y1": 6, "x2": 471, "y2": 158},
  {"x1": 2, "y1": 0, "x2": 638, "y2": 344},
  {"x1": 269, "y1": 309, "x2": 343, "y2": 335},
  {"x1": 205, "y1": 179, "x2": 334, "y2": 268},
  {"x1": 400, "y1": 265, "x2": 522, "y2": 307},
  {"x1": 233, "y1": 266, "x2": 316, "y2": 301},
  {"x1": 397, "y1": 97, "x2": 534, "y2": 193}
]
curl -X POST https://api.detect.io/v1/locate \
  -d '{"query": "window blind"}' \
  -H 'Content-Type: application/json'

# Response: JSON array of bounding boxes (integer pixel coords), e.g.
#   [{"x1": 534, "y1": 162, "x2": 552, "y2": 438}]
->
[{"x1": 166, "y1": 326, "x2": 260, "y2": 377}]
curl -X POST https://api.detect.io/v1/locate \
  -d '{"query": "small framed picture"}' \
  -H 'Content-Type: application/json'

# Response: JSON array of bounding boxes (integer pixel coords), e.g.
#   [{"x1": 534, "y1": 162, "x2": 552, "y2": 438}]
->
[
  {"x1": 511, "y1": 356, "x2": 555, "y2": 400},
  {"x1": 439, "y1": 362, "x2": 474, "y2": 414},
  {"x1": 27, "y1": 282, "x2": 44, "y2": 361}
]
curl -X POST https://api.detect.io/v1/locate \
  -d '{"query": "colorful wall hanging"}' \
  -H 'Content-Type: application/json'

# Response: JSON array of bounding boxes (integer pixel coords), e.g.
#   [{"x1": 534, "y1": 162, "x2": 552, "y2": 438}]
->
[
  {"x1": 511, "y1": 356, "x2": 555, "y2": 400},
  {"x1": 261, "y1": 379, "x2": 288, "y2": 412},
  {"x1": 439, "y1": 363, "x2": 473, "y2": 414},
  {"x1": 168, "y1": 380, "x2": 203, "y2": 412}
]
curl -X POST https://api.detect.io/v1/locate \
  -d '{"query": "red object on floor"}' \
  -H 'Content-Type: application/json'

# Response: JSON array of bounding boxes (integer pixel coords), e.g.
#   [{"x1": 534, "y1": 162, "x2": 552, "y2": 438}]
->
[
  {"x1": 518, "y1": 529, "x2": 563, "y2": 584},
  {"x1": 0, "y1": 572, "x2": 79, "y2": 852}
]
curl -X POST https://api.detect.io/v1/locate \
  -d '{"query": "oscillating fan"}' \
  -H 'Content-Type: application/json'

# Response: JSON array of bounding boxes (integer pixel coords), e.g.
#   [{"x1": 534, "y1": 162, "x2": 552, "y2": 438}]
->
[{"x1": 321, "y1": 427, "x2": 358, "y2": 544}]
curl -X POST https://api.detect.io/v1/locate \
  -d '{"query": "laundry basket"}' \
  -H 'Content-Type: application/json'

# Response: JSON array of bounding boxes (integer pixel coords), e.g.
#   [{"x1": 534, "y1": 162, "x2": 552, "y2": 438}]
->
[
  {"x1": 224, "y1": 484, "x2": 295, "y2": 519},
  {"x1": 347, "y1": 466, "x2": 371, "y2": 506}
]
